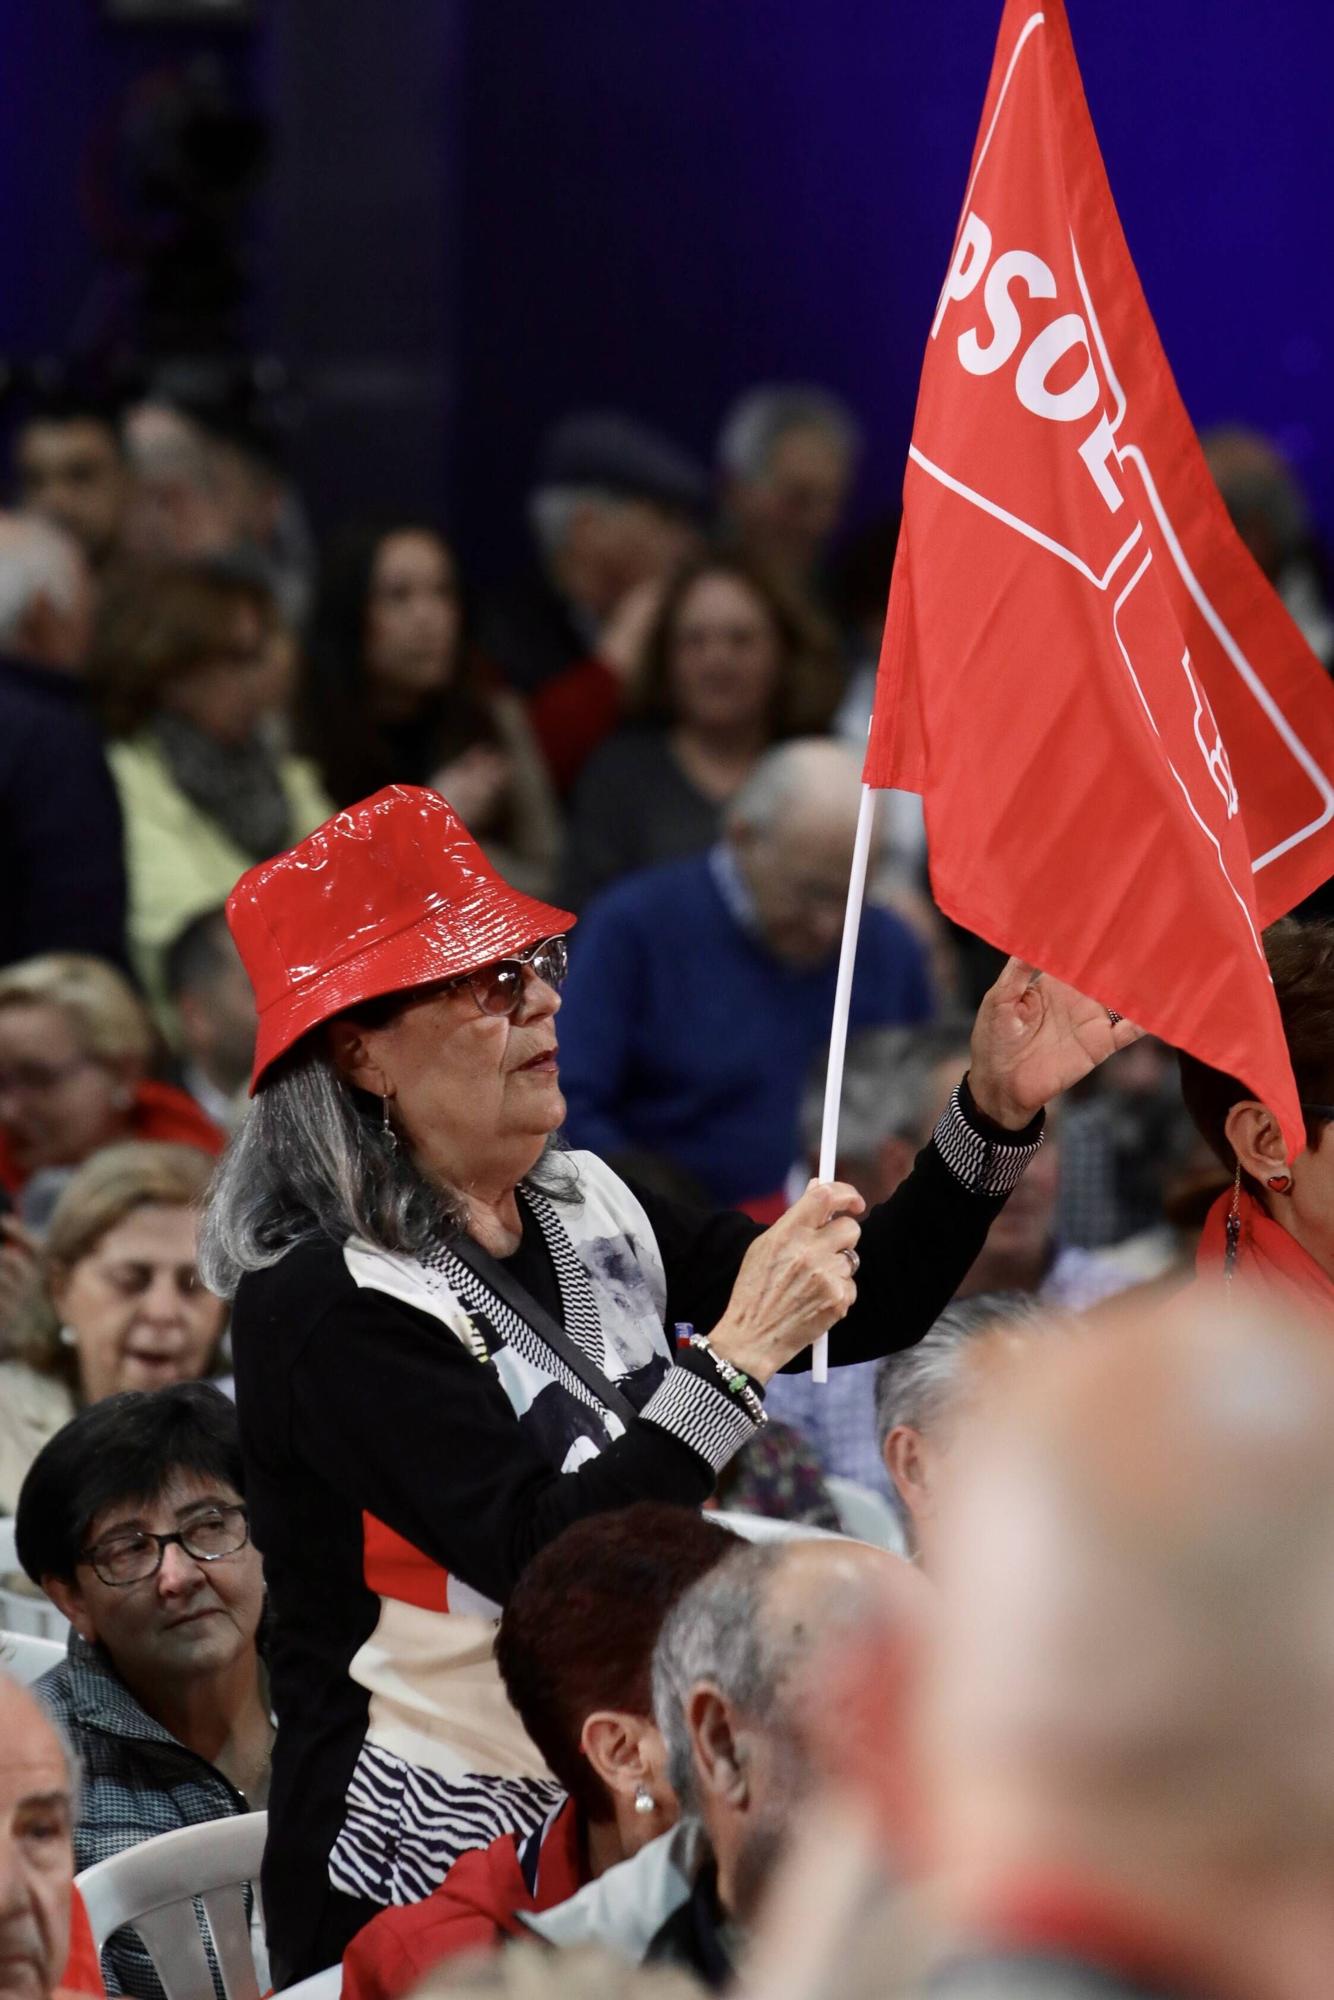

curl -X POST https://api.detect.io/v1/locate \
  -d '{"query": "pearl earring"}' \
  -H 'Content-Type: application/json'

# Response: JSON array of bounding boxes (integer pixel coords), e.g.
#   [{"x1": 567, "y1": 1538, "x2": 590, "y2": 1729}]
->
[
  {"x1": 59, "y1": 1326, "x2": 78, "y2": 1349},
  {"x1": 633, "y1": 1784, "x2": 655, "y2": 1817}
]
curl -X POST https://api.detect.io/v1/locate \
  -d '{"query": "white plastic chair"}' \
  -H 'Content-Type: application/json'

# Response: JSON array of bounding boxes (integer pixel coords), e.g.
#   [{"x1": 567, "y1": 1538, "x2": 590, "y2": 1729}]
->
[
  {"x1": 0, "y1": 1583, "x2": 70, "y2": 1642},
  {"x1": 274, "y1": 1967, "x2": 342, "y2": 2000},
  {"x1": 77, "y1": 1812, "x2": 268, "y2": 2000},
  {"x1": 710, "y1": 1509, "x2": 840, "y2": 1544},
  {"x1": 0, "y1": 1518, "x2": 72, "y2": 1642},
  {"x1": 0, "y1": 1629, "x2": 65, "y2": 1685},
  {"x1": 826, "y1": 1477, "x2": 908, "y2": 1554}
]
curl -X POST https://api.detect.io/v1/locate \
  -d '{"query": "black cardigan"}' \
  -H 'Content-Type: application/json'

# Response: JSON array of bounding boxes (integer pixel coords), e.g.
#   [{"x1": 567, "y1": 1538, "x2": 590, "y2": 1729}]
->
[{"x1": 230, "y1": 1093, "x2": 1038, "y2": 1979}]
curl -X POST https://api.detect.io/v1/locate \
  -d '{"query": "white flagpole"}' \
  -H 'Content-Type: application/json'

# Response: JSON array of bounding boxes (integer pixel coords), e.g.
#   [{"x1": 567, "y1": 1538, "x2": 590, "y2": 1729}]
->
[{"x1": 812, "y1": 781, "x2": 878, "y2": 1382}]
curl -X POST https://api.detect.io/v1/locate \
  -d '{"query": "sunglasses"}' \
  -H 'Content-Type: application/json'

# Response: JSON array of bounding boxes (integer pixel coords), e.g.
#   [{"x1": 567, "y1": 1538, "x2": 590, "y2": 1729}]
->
[{"x1": 445, "y1": 935, "x2": 569, "y2": 1017}]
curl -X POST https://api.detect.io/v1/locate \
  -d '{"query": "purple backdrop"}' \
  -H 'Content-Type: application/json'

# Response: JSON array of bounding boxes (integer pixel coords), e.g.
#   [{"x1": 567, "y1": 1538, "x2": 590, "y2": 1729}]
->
[{"x1": 2, "y1": 0, "x2": 1331, "y2": 567}]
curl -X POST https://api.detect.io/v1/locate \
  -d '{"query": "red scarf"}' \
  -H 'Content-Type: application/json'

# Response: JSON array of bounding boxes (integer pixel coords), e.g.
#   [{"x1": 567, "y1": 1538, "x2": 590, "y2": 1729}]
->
[
  {"x1": 1197, "y1": 1185, "x2": 1334, "y2": 1318},
  {"x1": 0, "y1": 1080, "x2": 223, "y2": 1197},
  {"x1": 965, "y1": 1872, "x2": 1242, "y2": 2000}
]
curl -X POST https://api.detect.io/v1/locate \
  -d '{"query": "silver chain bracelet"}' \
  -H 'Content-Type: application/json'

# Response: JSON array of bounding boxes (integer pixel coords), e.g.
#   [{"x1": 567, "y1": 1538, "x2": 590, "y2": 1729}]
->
[{"x1": 682, "y1": 1332, "x2": 768, "y2": 1428}]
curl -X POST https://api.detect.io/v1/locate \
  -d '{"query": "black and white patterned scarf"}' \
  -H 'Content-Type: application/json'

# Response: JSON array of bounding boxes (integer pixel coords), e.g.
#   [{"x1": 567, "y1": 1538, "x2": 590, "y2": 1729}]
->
[{"x1": 154, "y1": 713, "x2": 294, "y2": 860}]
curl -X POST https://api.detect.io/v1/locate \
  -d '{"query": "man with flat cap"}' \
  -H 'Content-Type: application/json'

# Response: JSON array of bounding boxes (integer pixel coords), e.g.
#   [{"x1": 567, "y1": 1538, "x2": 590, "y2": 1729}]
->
[{"x1": 481, "y1": 409, "x2": 706, "y2": 792}]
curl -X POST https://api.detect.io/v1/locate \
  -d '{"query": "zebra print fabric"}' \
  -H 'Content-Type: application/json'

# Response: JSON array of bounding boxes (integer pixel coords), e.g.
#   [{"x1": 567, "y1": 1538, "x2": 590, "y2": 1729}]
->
[{"x1": 328, "y1": 1742, "x2": 564, "y2": 1908}]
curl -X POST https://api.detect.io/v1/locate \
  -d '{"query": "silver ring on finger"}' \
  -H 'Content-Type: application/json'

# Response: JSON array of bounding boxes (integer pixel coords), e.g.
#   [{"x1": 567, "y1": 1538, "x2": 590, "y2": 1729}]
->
[{"x1": 840, "y1": 1246, "x2": 860, "y2": 1275}]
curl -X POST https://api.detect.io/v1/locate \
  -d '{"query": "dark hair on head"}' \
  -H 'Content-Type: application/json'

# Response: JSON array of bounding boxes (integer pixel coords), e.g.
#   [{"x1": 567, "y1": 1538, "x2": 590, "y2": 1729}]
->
[
  {"x1": 296, "y1": 520, "x2": 500, "y2": 811},
  {"x1": 14, "y1": 1382, "x2": 243, "y2": 1587},
  {"x1": 16, "y1": 374, "x2": 126, "y2": 440},
  {"x1": 87, "y1": 557, "x2": 274, "y2": 737},
  {"x1": 163, "y1": 905, "x2": 234, "y2": 1002},
  {"x1": 629, "y1": 546, "x2": 840, "y2": 740},
  {"x1": 495, "y1": 1503, "x2": 737, "y2": 1822},
  {"x1": 1178, "y1": 918, "x2": 1334, "y2": 1185}
]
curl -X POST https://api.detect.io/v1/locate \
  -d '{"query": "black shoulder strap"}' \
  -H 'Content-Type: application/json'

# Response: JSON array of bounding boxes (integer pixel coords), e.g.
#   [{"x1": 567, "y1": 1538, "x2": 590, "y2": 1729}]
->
[{"x1": 448, "y1": 1231, "x2": 641, "y2": 1429}]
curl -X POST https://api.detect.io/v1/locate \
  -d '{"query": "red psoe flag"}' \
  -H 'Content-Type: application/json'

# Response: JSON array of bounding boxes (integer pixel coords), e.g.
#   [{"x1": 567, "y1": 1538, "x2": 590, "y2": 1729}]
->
[{"x1": 867, "y1": 0, "x2": 1334, "y2": 1156}]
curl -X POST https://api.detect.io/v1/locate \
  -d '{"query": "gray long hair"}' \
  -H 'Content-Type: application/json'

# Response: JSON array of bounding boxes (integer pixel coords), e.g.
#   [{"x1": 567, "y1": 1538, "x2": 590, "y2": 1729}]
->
[{"x1": 199, "y1": 1041, "x2": 574, "y2": 1300}]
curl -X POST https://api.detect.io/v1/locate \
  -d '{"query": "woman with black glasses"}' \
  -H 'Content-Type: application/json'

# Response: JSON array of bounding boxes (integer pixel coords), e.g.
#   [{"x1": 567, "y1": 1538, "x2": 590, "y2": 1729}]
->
[
  {"x1": 200, "y1": 781, "x2": 1135, "y2": 1984},
  {"x1": 15, "y1": 1381, "x2": 271, "y2": 2000}
]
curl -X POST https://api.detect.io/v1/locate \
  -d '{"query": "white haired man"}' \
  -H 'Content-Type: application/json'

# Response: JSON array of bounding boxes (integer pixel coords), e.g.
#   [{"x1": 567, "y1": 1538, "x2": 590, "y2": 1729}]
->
[
  {"x1": 0, "y1": 1673, "x2": 96, "y2": 2000},
  {"x1": 717, "y1": 384, "x2": 861, "y2": 588},
  {"x1": 524, "y1": 1538, "x2": 925, "y2": 1990},
  {"x1": 558, "y1": 739, "x2": 933, "y2": 1214},
  {"x1": 874, "y1": 1293, "x2": 1047, "y2": 1568},
  {"x1": 480, "y1": 412, "x2": 706, "y2": 793}
]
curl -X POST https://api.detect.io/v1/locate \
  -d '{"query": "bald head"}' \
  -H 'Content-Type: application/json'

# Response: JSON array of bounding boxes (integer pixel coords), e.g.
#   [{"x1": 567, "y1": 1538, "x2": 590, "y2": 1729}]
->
[
  {"x1": 726, "y1": 740, "x2": 865, "y2": 966},
  {"x1": 928, "y1": 1290, "x2": 1334, "y2": 1876},
  {"x1": 0, "y1": 1675, "x2": 75, "y2": 2000}
]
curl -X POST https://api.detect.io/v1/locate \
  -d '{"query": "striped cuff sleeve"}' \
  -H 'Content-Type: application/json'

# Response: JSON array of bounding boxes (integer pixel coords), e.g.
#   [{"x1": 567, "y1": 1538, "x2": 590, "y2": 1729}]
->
[
  {"x1": 639, "y1": 1356, "x2": 759, "y2": 1473},
  {"x1": 932, "y1": 1083, "x2": 1044, "y2": 1198}
]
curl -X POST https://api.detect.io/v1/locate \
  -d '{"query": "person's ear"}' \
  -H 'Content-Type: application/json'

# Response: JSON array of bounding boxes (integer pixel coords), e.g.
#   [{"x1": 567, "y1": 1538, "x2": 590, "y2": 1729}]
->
[
  {"x1": 325, "y1": 1019, "x2": 391, "y2": 1100},
  {"x1": 885, "y1": 1425, "x2": 934, "y2": 1529},
  {"x1": 1224, "y1": 1099, "x2": 1291, "y2": 1182},
  {"x1": 687, "y1": 1683, "x2": 747, "y2": 1807},
  {"x1": 43, "y1": 1573, "x2": 95, "y2": 1645},
  {"x1": 579, "y1": 1710, "x2": 658, "y2": 1806}
]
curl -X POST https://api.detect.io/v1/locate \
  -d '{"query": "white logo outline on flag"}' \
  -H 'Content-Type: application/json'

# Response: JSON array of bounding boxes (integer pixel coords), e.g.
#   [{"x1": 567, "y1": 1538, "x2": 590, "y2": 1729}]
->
[{"x1": 915, "y1": 7, "x2": 1334, "y2": 879}]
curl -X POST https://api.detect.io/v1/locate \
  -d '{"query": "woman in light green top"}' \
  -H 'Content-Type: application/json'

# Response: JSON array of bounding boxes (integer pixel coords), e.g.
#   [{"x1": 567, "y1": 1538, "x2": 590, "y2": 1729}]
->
[{"x1": 89, "y1": 559, "x2": 331, "y2": 1006}]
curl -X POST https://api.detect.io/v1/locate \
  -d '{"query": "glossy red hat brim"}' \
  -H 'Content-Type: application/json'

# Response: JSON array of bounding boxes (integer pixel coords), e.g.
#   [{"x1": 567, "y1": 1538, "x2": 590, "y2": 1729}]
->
[
  {"x1": 226, "y1": 785, "x2": 575, "y2": 1094},
  {"x1": 247, "y1": 877, "x2": 574, "y2": 1092}
]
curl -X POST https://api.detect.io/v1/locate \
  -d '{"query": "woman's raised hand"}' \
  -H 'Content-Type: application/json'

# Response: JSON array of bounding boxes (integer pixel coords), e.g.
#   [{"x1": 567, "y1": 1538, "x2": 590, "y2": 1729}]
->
[
  {"x1": 968, "y1": 956, "x2": 1144, "y2": 1130},
  {"x1": 709, "y1": 1180, "x2": 865, "y2": 1385}
]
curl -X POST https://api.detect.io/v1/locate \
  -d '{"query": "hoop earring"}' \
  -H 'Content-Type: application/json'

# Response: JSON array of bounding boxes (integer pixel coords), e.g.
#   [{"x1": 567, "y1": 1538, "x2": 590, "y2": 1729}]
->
[
  {"x1": 633, "y1": 1784, "x2": 655, "y2": 1818},
  {"x1": 1224, "y1": 1160, "x2": 1243, "y2": 1282},
  {"x1": 382, "y1": 1096, "x2": 398, "y2": 1154}
]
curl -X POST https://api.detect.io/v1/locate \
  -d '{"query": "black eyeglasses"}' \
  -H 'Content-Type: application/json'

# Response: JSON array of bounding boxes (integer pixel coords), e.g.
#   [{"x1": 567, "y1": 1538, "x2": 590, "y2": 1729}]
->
[
  {"x1": 446, "y1": 935, "x2": 569, "y2": 1018},
  {"x1": 79, "y1": 1505, "x2": 250, "y2": 1588}
]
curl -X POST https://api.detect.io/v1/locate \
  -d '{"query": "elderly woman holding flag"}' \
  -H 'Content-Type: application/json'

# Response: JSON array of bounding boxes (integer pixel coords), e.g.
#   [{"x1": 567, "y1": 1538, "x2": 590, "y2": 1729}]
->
[{"x1": 201, "y1": 782, "x2": 1136, "y2": 1984}]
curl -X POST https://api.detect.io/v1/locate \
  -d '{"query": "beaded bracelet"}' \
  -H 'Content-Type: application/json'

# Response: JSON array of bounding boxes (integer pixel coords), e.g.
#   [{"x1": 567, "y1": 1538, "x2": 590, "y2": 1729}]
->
[{"x1": 676, "y1": 1326, "x2": 768, "y2": 1428}]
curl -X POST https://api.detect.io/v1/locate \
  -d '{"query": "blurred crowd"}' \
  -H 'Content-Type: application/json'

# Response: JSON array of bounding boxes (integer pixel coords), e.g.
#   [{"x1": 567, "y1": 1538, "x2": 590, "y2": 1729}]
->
[{"x1": 3, "y1": 366, "x2": 1334, "y2": 2000}]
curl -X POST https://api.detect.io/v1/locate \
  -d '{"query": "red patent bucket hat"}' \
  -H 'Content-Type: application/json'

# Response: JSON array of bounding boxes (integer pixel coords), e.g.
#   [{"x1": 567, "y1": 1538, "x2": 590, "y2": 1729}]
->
[{"x1": 227, "y1": 785, "x2": 575, "y2": 1093}]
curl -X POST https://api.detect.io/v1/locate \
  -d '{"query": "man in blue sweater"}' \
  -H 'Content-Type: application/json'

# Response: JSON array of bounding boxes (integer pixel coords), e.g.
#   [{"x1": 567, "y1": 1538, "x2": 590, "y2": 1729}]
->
[{"x1": 558, "y1": 740, "x2": 933, "y2": 1213}]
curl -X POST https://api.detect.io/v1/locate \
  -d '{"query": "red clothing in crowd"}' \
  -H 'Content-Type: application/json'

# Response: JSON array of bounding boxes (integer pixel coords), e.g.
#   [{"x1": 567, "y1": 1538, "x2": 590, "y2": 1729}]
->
[
  {"x1": 63, "y1": 1885, "x2": 107, "y2": 1997},
  {"x1": 1196, "y1": 1184, "x2": 1334, "y2": 1318},
  {"x1": 0, "y1": 1079, "x2": 225, "y2": 1198},
  {"x1": 341, "y1": 1800, "x2": 586, "y2": 2000},
  {"x1": 527, "y1": 658, "x2": 622, "y2": 796},
  {"x1": 962, "y1": 1872, "x2": 1244, "y2": 2000}
]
